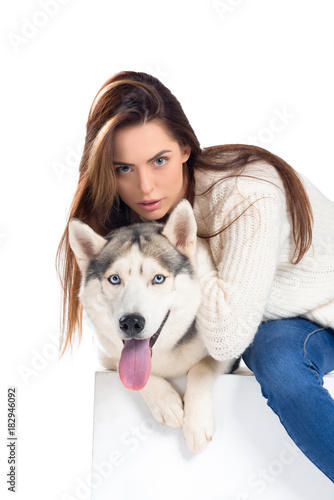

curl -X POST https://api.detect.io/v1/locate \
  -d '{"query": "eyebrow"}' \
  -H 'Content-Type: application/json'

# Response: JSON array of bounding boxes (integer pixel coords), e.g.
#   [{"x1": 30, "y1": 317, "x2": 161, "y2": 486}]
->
[{"x1": 113, "y1": 149, "x2": 172, "y2": 166}]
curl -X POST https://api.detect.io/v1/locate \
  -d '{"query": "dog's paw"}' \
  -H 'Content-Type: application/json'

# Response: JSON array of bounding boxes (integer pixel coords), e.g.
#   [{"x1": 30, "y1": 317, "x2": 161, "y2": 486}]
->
[
  {"x1": 183, "y1": 413, "x2": 215, "y2": 453},
  {"x1": 141, "y1": 378, "x2": 184, "y2": 428},
  {"x1": 152, "y1": 390, "x2": 184, "y2": 428}
]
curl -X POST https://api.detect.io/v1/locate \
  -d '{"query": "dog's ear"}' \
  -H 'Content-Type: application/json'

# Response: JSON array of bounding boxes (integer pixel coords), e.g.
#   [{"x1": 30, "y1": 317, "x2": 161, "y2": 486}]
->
[
  {"x1": 68, "y1": 219, "x2": 107, "y2": 273},
  {"x1": 162, "y1": 199, "x2": 197, "y2": 260}
]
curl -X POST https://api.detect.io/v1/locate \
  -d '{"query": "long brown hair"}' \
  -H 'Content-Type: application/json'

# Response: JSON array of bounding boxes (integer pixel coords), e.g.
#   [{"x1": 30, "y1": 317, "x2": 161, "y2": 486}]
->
[{"x1": 56, "y1": 70, "x2": 313, "y2": 355}]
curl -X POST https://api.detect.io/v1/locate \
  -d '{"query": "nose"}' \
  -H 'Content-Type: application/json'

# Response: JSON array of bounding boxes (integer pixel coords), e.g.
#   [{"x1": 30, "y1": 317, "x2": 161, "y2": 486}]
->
[
  {"x1": 137, "y1": 167, "x2": 153, "y2": 195},
  {"x1": 119, "y1": 314, "x2": 145, "y2": 338}
]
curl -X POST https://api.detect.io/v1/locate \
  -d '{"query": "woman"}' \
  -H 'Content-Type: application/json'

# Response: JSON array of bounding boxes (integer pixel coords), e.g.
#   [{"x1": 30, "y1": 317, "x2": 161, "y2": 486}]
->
[{"x1": 56, "y1": 70, "x2": 334, "y2": 481}]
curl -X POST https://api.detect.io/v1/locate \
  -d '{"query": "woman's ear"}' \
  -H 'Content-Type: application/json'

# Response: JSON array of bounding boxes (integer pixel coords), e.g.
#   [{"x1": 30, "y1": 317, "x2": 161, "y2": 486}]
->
[{"x1": 182, "y1": 144, "x2": 191, "y2": 163}]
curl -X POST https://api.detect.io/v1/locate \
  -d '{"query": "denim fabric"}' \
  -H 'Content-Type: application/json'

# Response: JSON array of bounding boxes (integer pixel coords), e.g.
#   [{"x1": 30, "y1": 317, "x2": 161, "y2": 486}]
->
[{"x1": 242, "y1": 317, "x2": 334, "y2": 482}]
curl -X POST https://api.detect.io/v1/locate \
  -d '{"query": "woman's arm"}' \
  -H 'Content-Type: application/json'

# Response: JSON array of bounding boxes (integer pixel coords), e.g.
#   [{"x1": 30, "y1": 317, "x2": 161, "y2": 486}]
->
[{"x1": 196, "y1": 178, "x2": 288, "y2": 361}]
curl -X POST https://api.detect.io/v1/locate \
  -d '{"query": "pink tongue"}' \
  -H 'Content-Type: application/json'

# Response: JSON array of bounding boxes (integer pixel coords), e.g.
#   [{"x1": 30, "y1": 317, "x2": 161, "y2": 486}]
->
[{"x1": 118, "y1": 338, "x2": 151, "y2": 391}]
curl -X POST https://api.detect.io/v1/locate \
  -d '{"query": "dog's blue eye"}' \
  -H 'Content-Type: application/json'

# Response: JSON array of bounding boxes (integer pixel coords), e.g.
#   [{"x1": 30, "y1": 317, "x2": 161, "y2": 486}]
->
[
  {"x1": 153, "y1": 275, "x2": 165, "y2": 284},
  {"x1": 108, "y1": 275, "x2": 121, "y2": 285}
]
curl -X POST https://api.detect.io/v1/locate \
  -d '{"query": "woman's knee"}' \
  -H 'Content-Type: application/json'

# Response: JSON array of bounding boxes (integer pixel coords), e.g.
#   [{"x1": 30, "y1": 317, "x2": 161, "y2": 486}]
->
[
  {"x1": 242, "y1": 318, "x2": 326, "y2": 401},
  {"x1": 244, "y1": 317, "x2": 334, "y2": 378},
  {"x1": 243, "y1": 318, "x2": 314, "y2": 393},
  {"x1": 243, "y1": 319, "x2": 299, "y2": 372}
]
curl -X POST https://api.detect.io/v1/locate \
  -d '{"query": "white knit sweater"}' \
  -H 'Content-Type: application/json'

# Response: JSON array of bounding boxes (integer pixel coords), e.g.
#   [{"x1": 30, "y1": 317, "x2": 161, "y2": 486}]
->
[{"x1": 193, "y1": 159, "x2": 334, "y2": 361}]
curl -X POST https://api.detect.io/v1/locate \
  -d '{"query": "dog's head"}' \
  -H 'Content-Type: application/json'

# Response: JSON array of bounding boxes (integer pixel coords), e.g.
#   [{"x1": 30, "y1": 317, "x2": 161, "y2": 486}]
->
[{"x1": 68, "y1": 200, "x2": 201, "y2": 390}]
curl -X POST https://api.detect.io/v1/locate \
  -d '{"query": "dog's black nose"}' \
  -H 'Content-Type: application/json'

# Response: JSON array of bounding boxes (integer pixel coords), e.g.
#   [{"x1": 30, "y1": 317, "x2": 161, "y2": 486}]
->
[{"x1": 119, "y1": 314, "x2": 145, "y2": 337}]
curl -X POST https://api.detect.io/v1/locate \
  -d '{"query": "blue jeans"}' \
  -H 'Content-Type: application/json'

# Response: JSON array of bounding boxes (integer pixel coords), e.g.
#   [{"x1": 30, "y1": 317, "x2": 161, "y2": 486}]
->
[{"x1": 242, "y1": 317, "x2": 334, "y2": 482}]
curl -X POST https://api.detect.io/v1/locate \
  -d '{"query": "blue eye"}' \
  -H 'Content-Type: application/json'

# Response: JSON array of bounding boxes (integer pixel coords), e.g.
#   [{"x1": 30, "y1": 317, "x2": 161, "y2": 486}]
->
[
  {"x1": 153, "y1": 275, "x2": 165, "y2": 284},
  {"x1": 108, "y1": 275, "x2": 121, "y2": 285},
  {"x1": 115, "y1": 165, "x2": 131, "y2": 174},
  {"x1": 154, "y1": 157, "x2": 167, "y2": 167}
]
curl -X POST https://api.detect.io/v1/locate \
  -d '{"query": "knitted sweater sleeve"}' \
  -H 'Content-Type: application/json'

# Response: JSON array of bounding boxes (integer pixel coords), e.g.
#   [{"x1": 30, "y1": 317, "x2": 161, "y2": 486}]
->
[{"x1": 195, "y1": 176, "x2": 288, "y2": 361}]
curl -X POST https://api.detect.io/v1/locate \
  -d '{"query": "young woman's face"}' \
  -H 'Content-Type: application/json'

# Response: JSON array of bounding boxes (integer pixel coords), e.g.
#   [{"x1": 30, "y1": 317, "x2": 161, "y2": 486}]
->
[{"x1": 112, "y1": 120, "x2": 191, "y2": 221}]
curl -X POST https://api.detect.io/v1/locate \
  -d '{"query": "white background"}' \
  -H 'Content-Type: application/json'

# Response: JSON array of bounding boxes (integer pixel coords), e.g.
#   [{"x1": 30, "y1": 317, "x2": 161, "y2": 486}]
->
[{"x1": 1, "y1": 1, "x2": 333, "y2": 499}]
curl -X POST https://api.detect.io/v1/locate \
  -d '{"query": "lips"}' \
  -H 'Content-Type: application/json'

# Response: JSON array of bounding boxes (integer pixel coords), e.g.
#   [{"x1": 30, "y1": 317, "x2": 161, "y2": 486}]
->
[{"x1": 136, "y1": 199, "x2": 162, "y2": 211}]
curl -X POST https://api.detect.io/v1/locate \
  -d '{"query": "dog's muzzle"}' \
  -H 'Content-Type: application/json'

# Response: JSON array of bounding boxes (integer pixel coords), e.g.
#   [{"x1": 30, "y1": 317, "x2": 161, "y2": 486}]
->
[{"x1": 119, "y1": 310, "x2": 170, "y2": 348}]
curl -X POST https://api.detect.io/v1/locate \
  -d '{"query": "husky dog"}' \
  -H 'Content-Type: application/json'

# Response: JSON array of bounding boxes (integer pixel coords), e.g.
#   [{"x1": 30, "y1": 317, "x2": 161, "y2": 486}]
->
[{"x1": 68, "y1": 200, "x2": 235, "y2": 453}]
